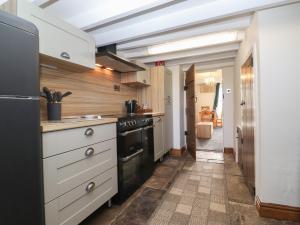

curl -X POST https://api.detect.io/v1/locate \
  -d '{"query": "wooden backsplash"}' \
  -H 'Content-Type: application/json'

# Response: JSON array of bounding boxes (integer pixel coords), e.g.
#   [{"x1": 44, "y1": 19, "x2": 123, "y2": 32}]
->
[{"x1": 40, "y1": 67, "x2": 137, "y2": 120}]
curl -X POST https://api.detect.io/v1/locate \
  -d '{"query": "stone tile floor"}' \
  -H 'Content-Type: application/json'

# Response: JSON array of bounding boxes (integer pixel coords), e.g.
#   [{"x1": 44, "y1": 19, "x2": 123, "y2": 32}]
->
[
  {"x1": 81, "y1": 152, "x2": 300, "y2": 225},
  {"x1": 148, "y1": 153, "x2": 300, "y2": 225}
]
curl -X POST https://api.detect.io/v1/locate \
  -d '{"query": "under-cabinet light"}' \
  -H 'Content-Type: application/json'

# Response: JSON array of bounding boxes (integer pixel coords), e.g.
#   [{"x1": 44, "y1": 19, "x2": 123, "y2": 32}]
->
[
  {"x1": 106, "y1": 67, "x2": 114, "y2": 71},
  {"x1": 95, "y1": 63, "x2": 102, "y2": 67}
]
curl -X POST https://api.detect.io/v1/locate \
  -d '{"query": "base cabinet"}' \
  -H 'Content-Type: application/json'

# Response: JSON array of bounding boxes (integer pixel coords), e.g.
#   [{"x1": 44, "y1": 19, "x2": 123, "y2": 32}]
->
[
  {"x1": 42, "y1": 123, "x2": 118, "y2": 225},
  {"x1": 154, "y1": 116, "x2": 164, "y2": 161},
  {"x1": 45, "y1": 167, "x2": 117, "y2": 225}
]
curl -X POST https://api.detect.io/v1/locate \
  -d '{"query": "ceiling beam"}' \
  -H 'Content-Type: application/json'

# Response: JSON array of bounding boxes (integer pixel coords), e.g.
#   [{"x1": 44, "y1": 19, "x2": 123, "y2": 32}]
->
[
  {"x1": 181, "y1": 58, "x2": 235, "y2": 71},
  {"x1": 30, "y1": 0, "x2": 57, "y2": 8},
  {"x1": 135, "y1": 43, "x2": 240, "y2": 63},
  {"x1": 82, "y1": 0, "x2": 184, "y2": 31},
  {"x1": 117, "y1": 16, "x2": 251, "y2": 50},
  {"x1": 162, "y1": 51, "x2": 237, "y2": 67},
  {"x1": 90, "y1": 0, "x2": 299, "y2": 46}
]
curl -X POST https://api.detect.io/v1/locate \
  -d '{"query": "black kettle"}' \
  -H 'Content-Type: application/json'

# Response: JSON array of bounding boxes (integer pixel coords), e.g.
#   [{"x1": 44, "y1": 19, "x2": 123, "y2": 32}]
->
[{"x1": 125, "y1": 100, "x2": 137, "y2": 114}]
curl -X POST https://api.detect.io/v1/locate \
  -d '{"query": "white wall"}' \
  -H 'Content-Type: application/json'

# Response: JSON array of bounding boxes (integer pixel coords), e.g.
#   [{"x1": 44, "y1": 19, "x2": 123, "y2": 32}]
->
[
  {"x1": 222, "y1": 67, "x2": 235, "y2": 148},
  {"x1": 167, "y1": 65, "x2": 185, "y2": 149},
  {"x1": 234, "y1": 3, "x2": 300, "y2": 207},
  {"x1": 257, "y1": 3, "x2": 300, "y2": 207}
]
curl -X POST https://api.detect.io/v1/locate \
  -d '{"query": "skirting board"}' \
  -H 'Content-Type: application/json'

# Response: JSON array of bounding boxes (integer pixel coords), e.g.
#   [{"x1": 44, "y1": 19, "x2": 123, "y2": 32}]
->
[
  {"x1": 170, "y1": 147, "x2": 186, "y2": 157},
  {"x1": 256, "y1": 197, "x2": 300, "y2": 222},
  {"x1": 224, "y1": 147, "x2": 235, "y2": 160}
]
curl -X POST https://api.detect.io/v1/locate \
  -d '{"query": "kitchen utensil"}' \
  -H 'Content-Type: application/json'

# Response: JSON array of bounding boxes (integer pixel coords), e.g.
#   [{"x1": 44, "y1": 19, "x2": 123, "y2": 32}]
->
[
  {"x1": 125, "y1": 99, "x2": 137, "y2": 114},
  {"x1": 61, "y1": 91, "x2": 72, "y2": 99}
]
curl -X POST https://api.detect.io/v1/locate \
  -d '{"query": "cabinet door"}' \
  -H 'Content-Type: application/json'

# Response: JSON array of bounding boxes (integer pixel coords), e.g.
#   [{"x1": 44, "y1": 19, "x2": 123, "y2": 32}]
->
[
  {"x1": 17, "y1": 0, "x2": 95, "y2": 69},
  {"x1": 154, "y1": 117, "x2": 164, "y2": 161},
  {"x1": 164, "y1": 106, "x2": 173, "y2": 153}
]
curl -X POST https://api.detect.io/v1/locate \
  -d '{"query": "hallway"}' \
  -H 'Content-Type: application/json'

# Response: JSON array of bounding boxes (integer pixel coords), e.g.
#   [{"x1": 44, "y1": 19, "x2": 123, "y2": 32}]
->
[{"x1": 148, "y1": 154, "x2": 299, "y2": 225}]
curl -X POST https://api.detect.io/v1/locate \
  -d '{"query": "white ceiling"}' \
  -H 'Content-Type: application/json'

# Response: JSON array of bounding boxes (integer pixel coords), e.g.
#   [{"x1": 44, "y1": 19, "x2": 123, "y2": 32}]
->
[{"x1": 31, "y1": 0, "x2": 300, "y2": 71}]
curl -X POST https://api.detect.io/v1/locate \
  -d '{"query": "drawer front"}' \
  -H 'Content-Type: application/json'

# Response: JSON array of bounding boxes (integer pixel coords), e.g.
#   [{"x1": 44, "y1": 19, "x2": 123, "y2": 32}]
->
[
  {"x1": 44, "y1": 139, "x2": 117, "y2": 203},
  {"x1": 45, "y1": 167, "x2": 118, "y2": 225},
  {"x1": 42, "y1": 123, "x2": 116, "y2": 158}
]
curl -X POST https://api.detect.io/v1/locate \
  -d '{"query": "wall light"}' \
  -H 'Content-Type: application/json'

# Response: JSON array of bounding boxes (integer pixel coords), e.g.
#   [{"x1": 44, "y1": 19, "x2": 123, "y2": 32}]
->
[{"x1": 148, "y1": 31, "x2": 239, "y2": 55}]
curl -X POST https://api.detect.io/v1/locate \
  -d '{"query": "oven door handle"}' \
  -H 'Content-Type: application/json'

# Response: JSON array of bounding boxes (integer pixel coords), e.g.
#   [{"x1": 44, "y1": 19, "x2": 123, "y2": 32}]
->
[
  {"x1": 119, "y1": 128, "x2": 142, "y2": 136},
  {"x1": 121, "y1": 149, "x2": 144, "y2": 162},
  {"x1": 143, "y1": 125, "x2": 154, "y2": 130}
]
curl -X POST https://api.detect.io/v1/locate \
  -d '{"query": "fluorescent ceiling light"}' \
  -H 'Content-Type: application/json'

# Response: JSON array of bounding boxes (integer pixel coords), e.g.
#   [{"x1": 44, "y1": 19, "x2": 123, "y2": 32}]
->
[{"x1": 148, "y1": 31, "x2": 239, "y2": 55}]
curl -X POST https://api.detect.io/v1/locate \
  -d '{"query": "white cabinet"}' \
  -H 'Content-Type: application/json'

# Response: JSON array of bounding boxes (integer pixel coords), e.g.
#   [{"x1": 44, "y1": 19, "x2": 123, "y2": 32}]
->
[
  {"x1": 154, "y1": 116, "x2": 164, "y2": 161},
  {"x1": 1, "y1": 0, "x2": 95, "y2": 69},
  {"x1": 164, "y1": 69, "x2": 173, "y2": 153},
  {"x1": 42, "y1": 123, "x2": 117, "y2": 225}
]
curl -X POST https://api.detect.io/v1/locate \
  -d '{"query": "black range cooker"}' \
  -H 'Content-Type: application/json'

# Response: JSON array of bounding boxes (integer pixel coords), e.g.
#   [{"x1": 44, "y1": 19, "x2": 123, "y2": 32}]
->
[{"x1": 114, "y1": 114, "x2": 155, "y2": 202}]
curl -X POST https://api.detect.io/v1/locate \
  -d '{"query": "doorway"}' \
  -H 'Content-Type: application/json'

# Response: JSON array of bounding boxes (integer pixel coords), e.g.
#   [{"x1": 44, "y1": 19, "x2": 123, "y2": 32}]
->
[{"x1": 194, "y1": 70, "x2": 224, "y2": 162}]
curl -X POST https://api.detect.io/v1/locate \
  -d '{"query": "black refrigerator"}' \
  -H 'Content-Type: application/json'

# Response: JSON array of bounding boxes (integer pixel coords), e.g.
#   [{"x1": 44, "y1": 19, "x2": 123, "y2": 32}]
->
[{"x1": 0, "y1": 11, "x2": 44, "y2": 225}]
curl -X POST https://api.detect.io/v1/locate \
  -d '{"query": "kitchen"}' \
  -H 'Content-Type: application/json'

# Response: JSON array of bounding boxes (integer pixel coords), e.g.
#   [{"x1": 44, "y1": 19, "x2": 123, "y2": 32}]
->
[
  {"x1": 2, "y1": 1, "x2": 300, "y2": 225},
  {"x1": 0, "y1": 1, "x2": 173, "y2": 225}
]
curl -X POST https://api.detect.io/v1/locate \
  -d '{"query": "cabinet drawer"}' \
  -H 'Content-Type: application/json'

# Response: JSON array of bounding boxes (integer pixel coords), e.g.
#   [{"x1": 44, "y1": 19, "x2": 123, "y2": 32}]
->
[
  {"x1": 44, "y1": 139, "x2": 117, "y2": 203},
  {"x1": 42, "y1": 123, "x2": 116, "y2": 158},
  {"x1": 45, "y1": 167, "x2": 117, "y2": 225}
]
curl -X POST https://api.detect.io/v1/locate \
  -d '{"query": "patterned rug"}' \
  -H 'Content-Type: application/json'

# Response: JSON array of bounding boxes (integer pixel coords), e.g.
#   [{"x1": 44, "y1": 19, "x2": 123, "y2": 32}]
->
[{"x1": 196, "y1": 127, "x2": 223, "y2": 152}]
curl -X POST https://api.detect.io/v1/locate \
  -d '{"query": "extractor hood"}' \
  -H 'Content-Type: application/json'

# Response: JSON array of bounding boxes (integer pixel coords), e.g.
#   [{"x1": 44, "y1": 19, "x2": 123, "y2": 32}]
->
[{"x1": 96, "y1": 44, "x2": 145, "y2": 73}]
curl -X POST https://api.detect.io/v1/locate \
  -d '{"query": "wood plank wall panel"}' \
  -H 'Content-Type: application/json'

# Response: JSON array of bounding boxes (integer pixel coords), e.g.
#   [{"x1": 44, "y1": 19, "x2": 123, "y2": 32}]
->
[{"x1": 40, "y1": 67, "x2": 137, "y2": 120}]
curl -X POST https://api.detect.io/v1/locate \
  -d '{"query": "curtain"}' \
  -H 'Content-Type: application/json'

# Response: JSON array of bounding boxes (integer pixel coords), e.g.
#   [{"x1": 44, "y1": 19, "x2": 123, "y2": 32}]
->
[{"x1": 213, "y1": 82, "x2": 220, "y2": 110}]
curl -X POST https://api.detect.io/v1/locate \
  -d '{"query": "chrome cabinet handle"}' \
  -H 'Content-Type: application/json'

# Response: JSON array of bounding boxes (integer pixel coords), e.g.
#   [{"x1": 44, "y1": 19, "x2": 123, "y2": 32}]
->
[
  {"x1": 86, "y1": 182, "x2": 95, "y2": 193},
  {"x1": 85, "y1": 147, "x2": 94, "y2": 157},
  {"x1": 85, "y1": 128, "x2": 94, "y2": 136},
  {"x1": 60, "y1": 51, "x2": 70, "y2": 59}
]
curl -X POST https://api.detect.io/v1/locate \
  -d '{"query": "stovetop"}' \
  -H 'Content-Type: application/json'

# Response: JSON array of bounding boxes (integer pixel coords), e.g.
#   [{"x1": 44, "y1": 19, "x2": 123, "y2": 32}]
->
[{"x1": 104, "y1": 113, "x2": 153, "y2": 132}]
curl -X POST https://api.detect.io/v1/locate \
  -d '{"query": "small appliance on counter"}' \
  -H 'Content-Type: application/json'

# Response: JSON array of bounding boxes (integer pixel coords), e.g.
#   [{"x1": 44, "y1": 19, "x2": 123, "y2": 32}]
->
[
  {"x1": 125, "y1": 99, "x2": 137, "y2": 114},
  {"x1": 40, "y1": 87, "x2": 72, "y2": 120}
]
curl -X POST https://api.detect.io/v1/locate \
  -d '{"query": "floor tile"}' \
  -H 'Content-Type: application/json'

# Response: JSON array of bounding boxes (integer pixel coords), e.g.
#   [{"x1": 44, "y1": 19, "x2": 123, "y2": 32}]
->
[
  {"x1": 190, "y1": 175, "x2": 201, "y2": 181},
  {"x1": 210, "y1": 202, "x2": 226, "y2": 213},
  {"x1": 170, "y1": 187, "x2": 183, "y2": 196},
  {"x1": 175, "y1": 204, "x2": 192, "y2": 215},
  {"x1": 169, "y1": 212, "x2": 190, "y2": 225},
  {"x1": 198, "y1": 186, "x2": 211, "y2": 194}
]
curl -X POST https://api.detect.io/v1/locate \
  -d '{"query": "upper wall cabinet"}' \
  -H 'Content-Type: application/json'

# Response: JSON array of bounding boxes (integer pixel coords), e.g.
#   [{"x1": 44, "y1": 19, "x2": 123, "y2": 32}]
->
[
  {"x1": 121, "y1": 61, "x2": 150, "y2": 87},
  {"x1": 1, "y1": 0, "x2": 96, "y2": 69},
  {"x1": 121, "y1": 68, "x2": 151, "y2": 87}
]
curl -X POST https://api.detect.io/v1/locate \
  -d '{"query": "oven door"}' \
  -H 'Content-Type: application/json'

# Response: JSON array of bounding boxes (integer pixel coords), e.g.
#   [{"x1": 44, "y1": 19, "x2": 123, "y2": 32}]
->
[
  {"x1": 118, "y1": 128, "x2": 143, "y2": 157},
  {"x1": 118, "y1": 148, "x2": 144, "y2": 201},
  {"x1": 116, "y1": 127, "x2": 144, "y2": 202},
  {"x1": 141, "y1": 125, "x2": 155, "y2": 183}
]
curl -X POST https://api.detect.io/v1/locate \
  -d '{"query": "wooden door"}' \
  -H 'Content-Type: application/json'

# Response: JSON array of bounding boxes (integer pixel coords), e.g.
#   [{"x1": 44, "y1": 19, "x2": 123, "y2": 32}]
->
[
  {"x1": 185, "y1": 65, "x2": 196, "y2": 159},
  {"x1": 241, "y1": 56, "x2": 255, "y2": 196}
]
